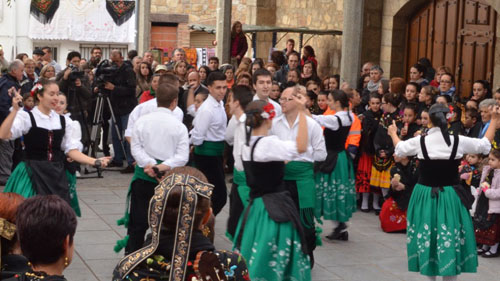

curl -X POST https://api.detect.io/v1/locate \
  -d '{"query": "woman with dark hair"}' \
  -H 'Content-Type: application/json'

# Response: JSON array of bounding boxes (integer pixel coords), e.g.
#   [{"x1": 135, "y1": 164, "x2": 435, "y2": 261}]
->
[
  {"x1": 222, "y1": 64, "x2": 235, "y2": 89},
  {"x1": 301, "y1": 60, "x2": 319, "y2": 85},
  {"x1": 0, "y1": 80, "x2": 109, "y2": 205},
  {"x1": 233, "y1": 98, "x2": 312, "y2": 280},
  {"x1": 0, "y1": 193, "x2": 28, "y2": 280},
  {"x1": 136, "y1": 61, "x2": 152, "y2": 100},
  {"x1": 312, "y1": 90, "x2": 356, "y2": 240},
  {"x1": 301, "y1": 45, "x2": 317, "y2": 69},
  {"x1": 270, "y1": 50, "x2": 286, "y2": 69},
  {"x1": 370, "y1": 92, "x2": 403, "y2": 213},
  {"x1": 113, "y1": 166, "x2": 249, "y2": 281},
  {"x1": 418, "y1": 57, "x2": 436, "y2": 83},
  {"x1": 471, "y1": 80, "x2": 492, "y2": 103},
  {"x1": 409, "y1": 63, "x2": 429, "y2": 87},
  {"x1": 230, "y1": 21, "x2": 248, "y2": 66},
  {"x1": 198, "y1": 65, "x2": 210, "y2": 86},
  {"x1": 387, "y1": 104, "x2": 499, "y2": 280},
  {"x1": 250, "y1": 60, "x2": 263, "y2": 76},
  {"x1": 6, "y1": 195, "x2": 77, "y2": 280},
  {"x1": 329, "y1": 74, "x2": 340, "y2": 91}
]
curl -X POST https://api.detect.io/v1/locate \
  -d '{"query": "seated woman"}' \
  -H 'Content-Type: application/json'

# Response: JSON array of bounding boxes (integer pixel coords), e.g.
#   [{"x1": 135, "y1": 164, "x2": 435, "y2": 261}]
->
[
  {"x1": 379, "y1": 155, "x2": 418, "y2": 233},
  {"x1": 0, "y1": 193, "x2": 29, "y2": 280},
  {"x1": 113, "y1": 166, "x2": 249, "y2": 281},
  {"x1": 5, "y1": 195, "x2": 77, "y2": 281}
]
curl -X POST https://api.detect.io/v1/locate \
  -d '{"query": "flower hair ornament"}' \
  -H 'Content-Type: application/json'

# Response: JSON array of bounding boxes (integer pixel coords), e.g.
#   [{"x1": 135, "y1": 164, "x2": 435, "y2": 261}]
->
[
  {"x1": 0, "y1": 217, "x2": 16, "y2": 270},
  {"x1": 261, "y1": 103, "x2": 276, "y2": 120},
  {"x1": 30, "y1": 83, "x2": 44, "y2": 98}
]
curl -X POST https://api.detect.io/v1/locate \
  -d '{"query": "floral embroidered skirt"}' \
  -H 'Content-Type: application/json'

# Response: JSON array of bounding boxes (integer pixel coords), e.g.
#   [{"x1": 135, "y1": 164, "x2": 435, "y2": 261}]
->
[
  {"x1": 314, "y1": 151, "x2": 356, "y2": 222},
  {"x1": 355, "y1": 152, "x2": 372, "y2": 193},
  {"x1": 233, "y1": 197, "x2": 311, "y2": 281},
  {"x1": 406, "y1": 184, "x2": 478, "y2": 276},
  {"x1": 379, "y1": 197, "x2": 407, "y2": 233}
]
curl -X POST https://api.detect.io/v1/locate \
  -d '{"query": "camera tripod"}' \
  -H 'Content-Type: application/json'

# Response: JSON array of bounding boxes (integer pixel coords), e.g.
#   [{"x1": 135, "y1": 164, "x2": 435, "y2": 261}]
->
[{"x1": 85, "y1": 90, "x2": 129, "y2": 178}]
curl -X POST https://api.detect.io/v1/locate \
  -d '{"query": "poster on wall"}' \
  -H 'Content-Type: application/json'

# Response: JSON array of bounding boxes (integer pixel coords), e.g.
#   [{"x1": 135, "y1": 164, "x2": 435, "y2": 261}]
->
[{"x1": 28, "y1": 0, "x2": 136, "y2": 43}]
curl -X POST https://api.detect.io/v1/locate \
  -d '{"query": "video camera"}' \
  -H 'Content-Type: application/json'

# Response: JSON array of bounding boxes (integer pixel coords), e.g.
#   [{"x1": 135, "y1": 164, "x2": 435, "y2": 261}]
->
[
  {"x1": 68, "y1": 64, "x2": 85, "y2": 81},
  {"x1": 95, "y1": 59, "x2": 118, "y2": 90}
]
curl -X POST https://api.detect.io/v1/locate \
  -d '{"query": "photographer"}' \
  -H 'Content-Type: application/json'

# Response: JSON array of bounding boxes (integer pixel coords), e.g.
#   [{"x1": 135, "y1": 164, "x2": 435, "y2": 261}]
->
[
  {"x1": 56, "y1": 51, "x2": 92, "y2": 146},
  {"x1": 104, "y1": 49, "x2": 137, "y2": 173}
]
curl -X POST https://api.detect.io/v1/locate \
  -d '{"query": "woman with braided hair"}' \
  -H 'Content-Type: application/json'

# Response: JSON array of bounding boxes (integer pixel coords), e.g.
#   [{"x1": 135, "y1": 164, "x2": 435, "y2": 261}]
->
[{"x1": 387, "y1": 103, "x2": 500, "y2": 280}]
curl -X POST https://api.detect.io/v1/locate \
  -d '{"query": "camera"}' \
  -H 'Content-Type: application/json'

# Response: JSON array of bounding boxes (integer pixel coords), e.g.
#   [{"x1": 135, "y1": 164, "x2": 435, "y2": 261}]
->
[
  {"x1": 95, "y1": 59, "x2": 118, "y2": 89},
  {"x1": 68, "y1": 64, "x2": 85, "y2": 81}
]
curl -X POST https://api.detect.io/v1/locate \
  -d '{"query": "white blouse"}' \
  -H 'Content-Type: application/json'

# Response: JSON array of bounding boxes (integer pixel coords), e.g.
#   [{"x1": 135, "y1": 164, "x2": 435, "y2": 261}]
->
[
  {"x1": 10, "y1": 107, "x2": 81, "y2": 154},
  {"x1": 241, "y1": 135, "x2": 300, "y2": 162},
  {"x1": 395, "y1": 127, "x2": 492, "y2": 159},
  {"x1": 312, "y1": 111, "x2": 354, "y2": 131}
]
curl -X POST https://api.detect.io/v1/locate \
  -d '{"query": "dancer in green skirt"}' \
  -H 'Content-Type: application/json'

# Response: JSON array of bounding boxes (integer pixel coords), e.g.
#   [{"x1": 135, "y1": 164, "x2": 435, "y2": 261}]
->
[
  {"x1": 234, "y1": 98, "x2": 311, "y2": 281},
  {"x1": 387, "y1": 103, "x2": 499, "y2": 280},
  {"x1": 312, "y1": 90, "x2": 356, "y2": 241},
  {"x1": 0, "y1": 81, "x2": 109, "y2": 207}
]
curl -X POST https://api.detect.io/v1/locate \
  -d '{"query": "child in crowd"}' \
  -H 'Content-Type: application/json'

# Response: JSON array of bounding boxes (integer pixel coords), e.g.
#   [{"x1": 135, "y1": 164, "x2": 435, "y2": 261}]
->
[
  {"x1": 399, "y1": 103, "x2": 419, "y2": 140},
  {"x1": 463, "y1": 108, "x2": 481, "y2": 138},
  {"x1": 418, "y1": 85, "x2": 437, "y2": 115},
  {"x1": 474, "y1": 149, "x2": 500, "y2": 258},
  {"x1": 357, "y1": 93, "x2": 382, "y2": 211},
  {"x1": 467, "y1": 99, "x2": 479, "y2": 110},
  {"x1": 400, "y1": 82, "x2": 420, "y2": 115},
  {"x1": 436, "y1": 95, "x2": 450, "y2": 106},
  {"x1": 379, "y1": 155, "x2": 418, "y2": 233},
  {"x1": 22, "y1": 93, "x2": 34, "y2": 112},
  {"x1": 447, "y1": 104, "x2": 463, "y2": 135},
  {"x1": 460, "y1": 154, "x2": 483, "y2": 190}
]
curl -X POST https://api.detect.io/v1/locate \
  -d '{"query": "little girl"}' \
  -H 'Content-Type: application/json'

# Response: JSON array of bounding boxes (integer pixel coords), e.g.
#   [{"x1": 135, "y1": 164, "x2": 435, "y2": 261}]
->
[
  {"x1": 316, "y1": 92, "x2": 329, "y2": 114},
  {"x1": 357, "y1": 93, "x2": 382, "y2": 211},
  {"x1": 399, "y1": 103, "x2": 419, "y2": 140},
  {"x1": 474, "y1": 149, "x2": 500, "y2": 258},
  {"x1": 460, "y1": 154, "x2": 483, "y2": 189}
]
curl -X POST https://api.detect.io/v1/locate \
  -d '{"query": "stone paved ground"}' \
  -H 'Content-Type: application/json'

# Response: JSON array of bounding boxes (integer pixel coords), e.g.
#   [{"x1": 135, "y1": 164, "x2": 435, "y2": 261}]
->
[{"x1": 5, "y1": 169, "x2": 500, "y2": 280}]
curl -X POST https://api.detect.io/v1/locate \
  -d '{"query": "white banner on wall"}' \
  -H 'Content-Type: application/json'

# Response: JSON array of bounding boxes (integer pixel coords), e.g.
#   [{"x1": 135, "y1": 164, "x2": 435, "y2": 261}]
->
[{"x1": 28, "y1": 0, "x2": 135, "y2": 43}]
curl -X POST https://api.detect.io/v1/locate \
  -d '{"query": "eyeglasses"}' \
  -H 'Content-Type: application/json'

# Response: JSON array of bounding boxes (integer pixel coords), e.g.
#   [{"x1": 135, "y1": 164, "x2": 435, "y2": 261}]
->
[{"x1": 279, "y1": 98, "x2": 294, "y2": 103}]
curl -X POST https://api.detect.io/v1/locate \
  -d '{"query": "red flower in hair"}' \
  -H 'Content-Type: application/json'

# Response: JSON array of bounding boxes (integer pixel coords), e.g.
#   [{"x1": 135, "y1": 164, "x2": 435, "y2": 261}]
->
[
  {"x1": 262, "y1": 103, "x2": 276, "y2": 120},
  {"x1": 30, "y1": 83, "x2": 43, "y2": 98}
]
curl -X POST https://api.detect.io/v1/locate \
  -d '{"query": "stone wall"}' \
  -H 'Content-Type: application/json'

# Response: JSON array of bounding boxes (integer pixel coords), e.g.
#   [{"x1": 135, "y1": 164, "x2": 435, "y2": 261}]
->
[{"x1": 272, "y1": 0, "x2": 344, "y2": 77}]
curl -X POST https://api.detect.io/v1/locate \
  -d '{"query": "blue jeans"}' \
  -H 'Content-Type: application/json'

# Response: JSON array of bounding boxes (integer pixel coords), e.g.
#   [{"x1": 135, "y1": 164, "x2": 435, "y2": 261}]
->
[{"x1": 111, "y1": 114, "x2": 134, "y2": 166}]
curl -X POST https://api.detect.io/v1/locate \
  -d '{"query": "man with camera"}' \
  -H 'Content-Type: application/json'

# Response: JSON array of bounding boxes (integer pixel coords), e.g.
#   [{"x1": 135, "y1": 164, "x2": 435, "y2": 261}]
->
[
  {"x1": 56, "y1": 51, "x2": 92, "y2": 146},
  {"x1": 104, "y1": 49, "x2": 137, "y2": 173}
]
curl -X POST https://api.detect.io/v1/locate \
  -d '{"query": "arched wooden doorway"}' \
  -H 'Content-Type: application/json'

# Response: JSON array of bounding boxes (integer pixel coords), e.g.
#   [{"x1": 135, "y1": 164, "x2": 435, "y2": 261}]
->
[{"x1": 406, "y1": 0, "x2": 496, "y2": 98}]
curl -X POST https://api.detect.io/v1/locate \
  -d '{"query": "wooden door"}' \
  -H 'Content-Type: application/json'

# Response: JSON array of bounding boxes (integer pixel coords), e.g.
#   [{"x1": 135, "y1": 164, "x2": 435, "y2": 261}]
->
[{"x1": 406, "y1": 0, "x2": 496, "y2": 98}]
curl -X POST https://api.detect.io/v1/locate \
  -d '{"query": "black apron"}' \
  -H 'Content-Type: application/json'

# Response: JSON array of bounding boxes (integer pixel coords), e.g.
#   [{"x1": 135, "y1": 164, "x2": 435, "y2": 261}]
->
[
  {"x1": 24, "y1": 111, "x2": 70, "y2": 204},
  {"x1": 314, "y1": 114, "x2": 351, "y2": 173}
]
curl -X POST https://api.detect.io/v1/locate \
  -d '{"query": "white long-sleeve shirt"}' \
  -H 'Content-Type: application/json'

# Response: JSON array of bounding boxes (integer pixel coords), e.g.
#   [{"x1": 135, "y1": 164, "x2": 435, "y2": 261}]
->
[
  {"x1": 394, "y1": 127, "x2": 491, "y2": 159},
  {"x1": 242, "y1": 135, "x2": 299, "y2": 162},
  {"x1": 190, "y1": 94, "x2": 227, "y2": 145},
  {"x1": 270, "y1": 114, "x2": 326, "y2": 162},
  {"x1": 312, "y1": 110, "x2": 353, "y2": 131},
  {"x1": 64, "y1": 113, "x2": 83, "y2": 152},
  {"x1": 131, "y1": 107, "x2": 189, "y2": 168},
  {"x1": 226, "y1": 114, "x2": 247, "y2": 171},
  {"x1": 10, "y1": 107, "x2": 81, "y2": 154},
  {"x1": 125, "y1": 98, "x2": 184, "y2": 138}
]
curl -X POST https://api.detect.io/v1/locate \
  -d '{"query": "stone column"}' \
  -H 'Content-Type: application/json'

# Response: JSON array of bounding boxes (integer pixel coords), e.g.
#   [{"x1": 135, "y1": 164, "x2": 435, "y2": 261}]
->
[
  {"x1": 137, "y1": 0, "x2": 151, "y2": 55},
  {"x1": 216, "y1": 0, "x2": 231, "y2": 64},
  {"x1": 340, "y1": 0, "x2": 365, "y2": 89}
]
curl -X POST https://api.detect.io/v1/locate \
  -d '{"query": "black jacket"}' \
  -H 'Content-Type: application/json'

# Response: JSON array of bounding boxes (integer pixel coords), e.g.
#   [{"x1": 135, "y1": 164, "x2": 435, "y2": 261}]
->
[
  {"x1": 0, "y1": 74, "x2": 21, "y2": 124},
  {"x1": 56, "y1": 69, "x2": 93, "y2": 116},
  {"x1": 108, "y1": 61, "x2": 137, "y2": 116}
]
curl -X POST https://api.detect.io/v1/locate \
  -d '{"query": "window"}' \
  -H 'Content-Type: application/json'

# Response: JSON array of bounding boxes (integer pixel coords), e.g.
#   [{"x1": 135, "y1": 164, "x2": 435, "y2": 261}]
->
[{"x1": 80, "y1": 44, "x2": 128, "y2": 61}]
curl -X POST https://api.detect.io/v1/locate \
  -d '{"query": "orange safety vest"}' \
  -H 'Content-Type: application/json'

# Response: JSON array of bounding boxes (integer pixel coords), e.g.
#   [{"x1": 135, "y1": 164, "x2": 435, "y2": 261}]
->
[{"x1": 322, "y1": 108, "x2": 361, "y2": 148}]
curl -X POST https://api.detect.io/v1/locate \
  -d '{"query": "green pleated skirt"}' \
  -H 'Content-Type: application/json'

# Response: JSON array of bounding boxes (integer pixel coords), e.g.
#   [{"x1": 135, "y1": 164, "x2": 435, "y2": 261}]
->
[
  {"x1": 406, "y1": 184, "x2": 478, "y2": 276},
  {"x1": 3, "y1": 162, "x2": 81, "y2": 217},
  {"x1": 233, "y1": 198, "x2": 311, "y2": 281},
  {"x1": 314, "y1": 151, "x2": 356, "y2": 222}
]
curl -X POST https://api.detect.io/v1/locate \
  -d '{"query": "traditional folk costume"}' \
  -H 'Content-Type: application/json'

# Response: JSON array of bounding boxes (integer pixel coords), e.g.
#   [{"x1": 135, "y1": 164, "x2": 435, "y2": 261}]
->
[
  {"x1": 225, "y1": 114, "x2": 251, "y2": 241},
  {"x1": 234, "y1": 135, "x2": 311, "y2": 280},
  {"x1": 118, "y1": 107, "x2": 189, "y2": 254},
  {"x1": 113, "y1": 173, "x2": 250, "y2": 281},
  {"x1": 395, "y1": 125, "x2": 491, "y2": 276},
  {"x1": 63, "y1": 113, "x2": 84, "y2": 217},
  {"x1": 356, "y1": 110, "x2": 381, "y2": 194},
  {"x1": 3, "y1": 107, "x2": 81, "y2": 205},
  {"x1": 370, "y1": 111, "x2": 402, "y2": 200},
  {"x1": 379, "y1": 158, "x2": 418, "y2": 233},
  {"x1": 474, "y1": 166, "x2": 500, "y2": 254},
  {"x1": 312, "y1": 111, "x2": 356, "y2": 239},
  {"x1": 0, "y1": 217, "x2": 30, "y2": 280},
  {"x1": 190, "y1": 94, "x2": 228, "y2": 215},
  {"x1": 270, "y1": 114, "x2": 327, "y2": 256}
]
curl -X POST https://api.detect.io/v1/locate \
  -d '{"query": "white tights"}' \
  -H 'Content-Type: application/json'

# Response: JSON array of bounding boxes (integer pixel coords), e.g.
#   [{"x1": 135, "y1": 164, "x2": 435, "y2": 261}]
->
[{"x1": 426, "y1": 276, "x2": 457, "y2": 281}]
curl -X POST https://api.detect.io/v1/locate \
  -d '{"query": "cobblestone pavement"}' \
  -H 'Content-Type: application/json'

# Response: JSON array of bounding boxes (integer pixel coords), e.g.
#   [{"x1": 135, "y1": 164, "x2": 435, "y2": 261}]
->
[{"x1": 4, "y1": 169, "x2": 500, "y2": 280}]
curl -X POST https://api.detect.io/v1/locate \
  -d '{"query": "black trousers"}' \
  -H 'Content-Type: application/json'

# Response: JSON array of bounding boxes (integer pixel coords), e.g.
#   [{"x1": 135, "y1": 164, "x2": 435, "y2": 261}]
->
[
  {"x1": 194, "y1": 154, "x2": 227, "y2": 215},
  {"x1": 284, "y1": 180, "x2": 317, "y2": 254},
  {"x1": 125, "y1": 179, "x2": 157, "y2": 254},
  {"x1": 227, "y1": 182, "x2": 244, "y2": 239}
]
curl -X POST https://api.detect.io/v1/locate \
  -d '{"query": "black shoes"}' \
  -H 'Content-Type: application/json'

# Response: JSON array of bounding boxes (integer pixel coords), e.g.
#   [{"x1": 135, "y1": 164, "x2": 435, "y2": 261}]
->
[
  {"x1": 326, "y1": 223, "x2": 349, "y2": 241},
  {"x1": 107, "y1": 161, "x2": 124, "y2": 168},
  {"x1": 120, "y1": 165, "x2": 135, "y2": 174}
]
